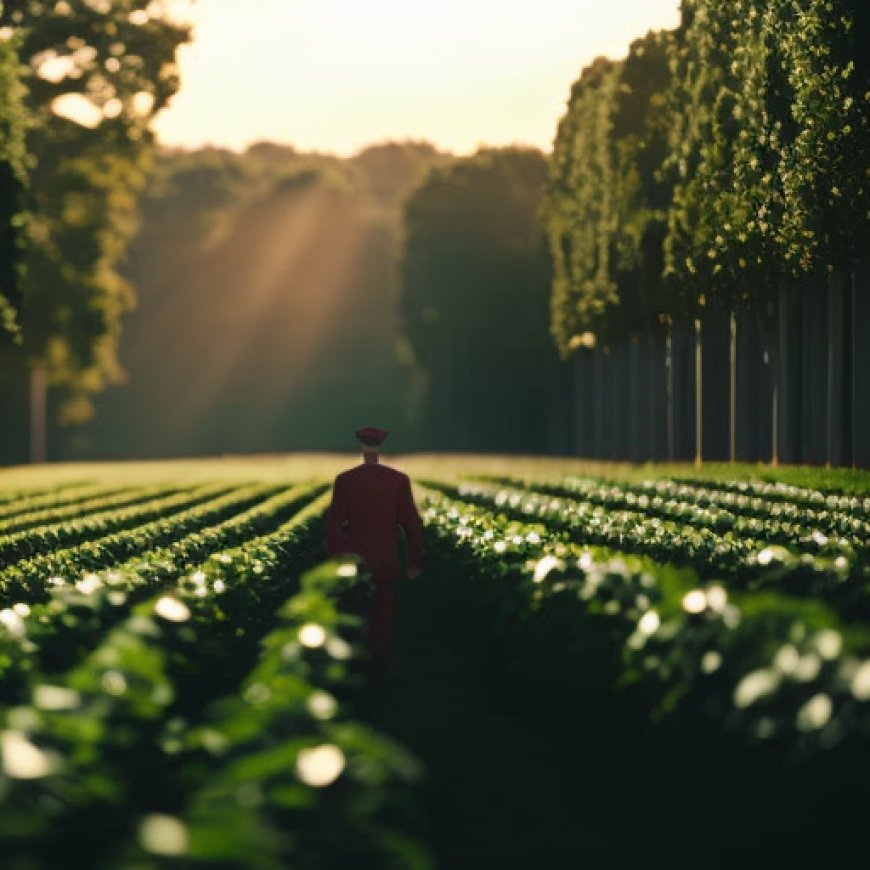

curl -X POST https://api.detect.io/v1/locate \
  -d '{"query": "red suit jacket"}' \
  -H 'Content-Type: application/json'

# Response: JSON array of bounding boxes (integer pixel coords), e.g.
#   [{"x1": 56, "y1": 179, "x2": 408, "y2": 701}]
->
[{"x1": 325, "y1": 462, "x2": 424, "y2": 582}]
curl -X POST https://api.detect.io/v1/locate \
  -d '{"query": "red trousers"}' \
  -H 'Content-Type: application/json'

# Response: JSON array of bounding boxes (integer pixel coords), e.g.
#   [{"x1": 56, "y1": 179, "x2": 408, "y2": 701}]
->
[{"x1": 366, "y1": 578, "x2": 398, "y2": 682}]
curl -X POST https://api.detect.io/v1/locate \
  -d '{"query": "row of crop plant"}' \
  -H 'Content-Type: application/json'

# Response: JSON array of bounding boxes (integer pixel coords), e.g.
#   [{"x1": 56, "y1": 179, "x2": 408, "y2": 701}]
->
[
  {"x1": 415, "y1": 483, "x2": 870, "y2": 858},
  {"x1": 0, "y1": 484, "x2": 430, "y2": 868},
  {"x1": 425, "y1": 477, "x2": 870, "y2": 620},
  {"x1": 2, "y1": 470, "x2": 870, "y2": 863}
]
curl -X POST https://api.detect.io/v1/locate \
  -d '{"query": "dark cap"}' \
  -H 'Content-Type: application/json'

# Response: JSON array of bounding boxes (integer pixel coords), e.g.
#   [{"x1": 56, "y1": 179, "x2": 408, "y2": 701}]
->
[{"x1": 355, "y1": 426, "x2": 388, "y2": 447}]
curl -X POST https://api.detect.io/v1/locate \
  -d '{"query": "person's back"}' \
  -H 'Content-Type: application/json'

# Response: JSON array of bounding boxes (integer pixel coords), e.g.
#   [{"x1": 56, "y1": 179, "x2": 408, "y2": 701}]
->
[{"x1": 328, "y1": 462, "x2": 422, "y2": 581}]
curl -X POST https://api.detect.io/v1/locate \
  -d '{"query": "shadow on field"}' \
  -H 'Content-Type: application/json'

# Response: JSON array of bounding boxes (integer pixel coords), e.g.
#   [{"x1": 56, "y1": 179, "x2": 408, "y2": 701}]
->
[{"x1": 362, "y1": 534, "x2": 870, "y2": 870}]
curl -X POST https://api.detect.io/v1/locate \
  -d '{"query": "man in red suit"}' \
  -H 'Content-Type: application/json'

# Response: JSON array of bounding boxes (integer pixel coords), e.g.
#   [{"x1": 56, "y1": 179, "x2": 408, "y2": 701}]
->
[{"x1": 325, "y1": 426, "x2": 424, "y2": 681}]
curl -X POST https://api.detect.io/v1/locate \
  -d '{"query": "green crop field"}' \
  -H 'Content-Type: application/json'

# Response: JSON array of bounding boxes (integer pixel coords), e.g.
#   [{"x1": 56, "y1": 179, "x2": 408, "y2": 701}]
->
[{"x1": 1, "y1": 456, "x2": 869, "y2": 869}]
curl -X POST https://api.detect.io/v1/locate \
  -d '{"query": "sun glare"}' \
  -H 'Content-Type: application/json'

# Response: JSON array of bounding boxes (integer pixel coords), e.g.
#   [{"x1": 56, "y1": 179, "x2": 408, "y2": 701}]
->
[{"x1": 153, "y1": 0, "x2": 681, "y2": 155}]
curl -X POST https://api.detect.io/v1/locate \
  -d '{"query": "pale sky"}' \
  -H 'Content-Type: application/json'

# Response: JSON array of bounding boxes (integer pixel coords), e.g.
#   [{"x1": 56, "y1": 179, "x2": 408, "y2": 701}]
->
[{"x1": 154, "y1": 0, "x2": 681, "y2": 157}]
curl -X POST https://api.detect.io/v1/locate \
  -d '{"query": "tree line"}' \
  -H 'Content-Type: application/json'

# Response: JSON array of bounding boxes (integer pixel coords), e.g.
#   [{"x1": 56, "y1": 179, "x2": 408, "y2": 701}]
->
[
  {"x1": 78, "y1": 141, "x2": 447, "y2": 460},
  {"x1": 546, "y1": 1, "x2": 869, "y2": 350},
  {"x1": 539, "y1": 0, "x2": 870, "y2": 466}
]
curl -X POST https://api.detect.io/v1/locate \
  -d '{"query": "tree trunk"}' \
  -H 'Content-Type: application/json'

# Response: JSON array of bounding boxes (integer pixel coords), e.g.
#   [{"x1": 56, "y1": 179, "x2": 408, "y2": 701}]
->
[
  {"x1": 779, "y1": 281, "x2": 802, "y2": 463},
  {"x1": 648, "y1": 329, "x2": 667, "y2": 461},
  {"x1": 801, "y1": 282, "x2": 827, "y2": 464},
  {"x1": 592, "y1": 348, "x2": 605, "y2": 459},
  {"x1": 628, "y1": 336, "x2": 641, "y2": 461},
  {"x1": 764, "y1": 304, "x2": 779, "y2": 466},
  {"x1": 694, "y1": 317, "x2": 702, "y2": 468},
  {"x1": 573, "y1": 350, "x2": 593, "y2": 457},
  {"x1": 849, "y1": 267, "x2": 856, "y2": 467},
  {"x1": 827, "y1": 270, "x2": 845, "y2": 466},
  {"x1": 855, "y1": 252, "x2": 870, "y2": 469},
  {"x1": 666, "y1": 324, "x2": 674, "y2": 461},
  {"x1": 29, "y1": 366, "x2": 47, "y2": 464},
  {"x1": 729, "y1": 310, "x2": 737, "y2": 463}
]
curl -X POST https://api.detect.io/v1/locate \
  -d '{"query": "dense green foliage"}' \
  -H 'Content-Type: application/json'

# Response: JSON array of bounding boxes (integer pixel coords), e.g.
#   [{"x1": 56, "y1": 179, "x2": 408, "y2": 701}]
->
[
  {"x1": 0, "y1": 0, "x2": 189, "y2": 422},
  {"x1": 545, "y1": 0, "x2": 870, "y2": 353},
  {"x1": 546, "y1": 57, "x2": 619, "y2": 352},
  {"x1": 783, "y1": 0, "x2": 870, "y2": 273},
  {"x1": 545, "y1": 33, "x2": 674, "y2": 352},
  {"x1": 665, "y1": 0, "x2": 870, "y2": 295},
  {"x1": 663, "y1": 1, "x2": 747, "y2": 305},
  {"x1": 0, "y1": 20, "x2": 27, "y2": 339},
  {"x1": 609, "y1": 31, "x2": 674, "y2": 331}
]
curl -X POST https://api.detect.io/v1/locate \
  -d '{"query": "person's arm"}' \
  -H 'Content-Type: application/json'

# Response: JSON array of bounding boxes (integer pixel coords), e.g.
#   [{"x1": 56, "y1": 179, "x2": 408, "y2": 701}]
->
[
  {"x1": 397, "y1": 474, "x2": 424, "y2": 577},
  {"x1": 326, "y1": 476, "x2": 351, "y2": 556}
]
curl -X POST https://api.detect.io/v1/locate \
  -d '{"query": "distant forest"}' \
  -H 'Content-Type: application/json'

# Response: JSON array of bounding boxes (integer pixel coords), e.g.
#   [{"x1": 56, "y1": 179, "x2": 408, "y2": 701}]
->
[
  {"x1": 0, "y1": 139, "x2": 571, "y2": 459},
  {"x1": 50, "y1": 142, "x2": 448, "y2": 457}
]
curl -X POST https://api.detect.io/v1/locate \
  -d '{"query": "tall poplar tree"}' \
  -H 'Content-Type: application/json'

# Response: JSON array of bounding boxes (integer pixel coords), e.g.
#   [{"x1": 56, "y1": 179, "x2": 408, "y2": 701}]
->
[
  {"x1": 0, "y1": 11, "x2": 27, "y2": 339},
  {"x1": 543, "y1": 32, "x2": 674, "y2": 354},
  {"x1": 545, "y1": 56, "x2": 619, "y2": 355}
]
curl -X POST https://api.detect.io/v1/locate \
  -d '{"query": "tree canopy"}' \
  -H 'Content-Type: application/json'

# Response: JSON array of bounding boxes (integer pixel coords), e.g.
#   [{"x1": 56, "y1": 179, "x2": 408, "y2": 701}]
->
[
  {"x1": 400, "y1": 147, "x2": 564, "y2": 451},
  {"x1": 1, "y1": 0, "x2": 189, "y2": 422},
  {"x1": 544, "y1": 32, "x2": 674, "y2": 356},
  {"x1": 0, "y1": 19, "x2": 28, "y2": 339},
  {"x1": 544, "y1": 2, "x2": 870, "y2": 355}
]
